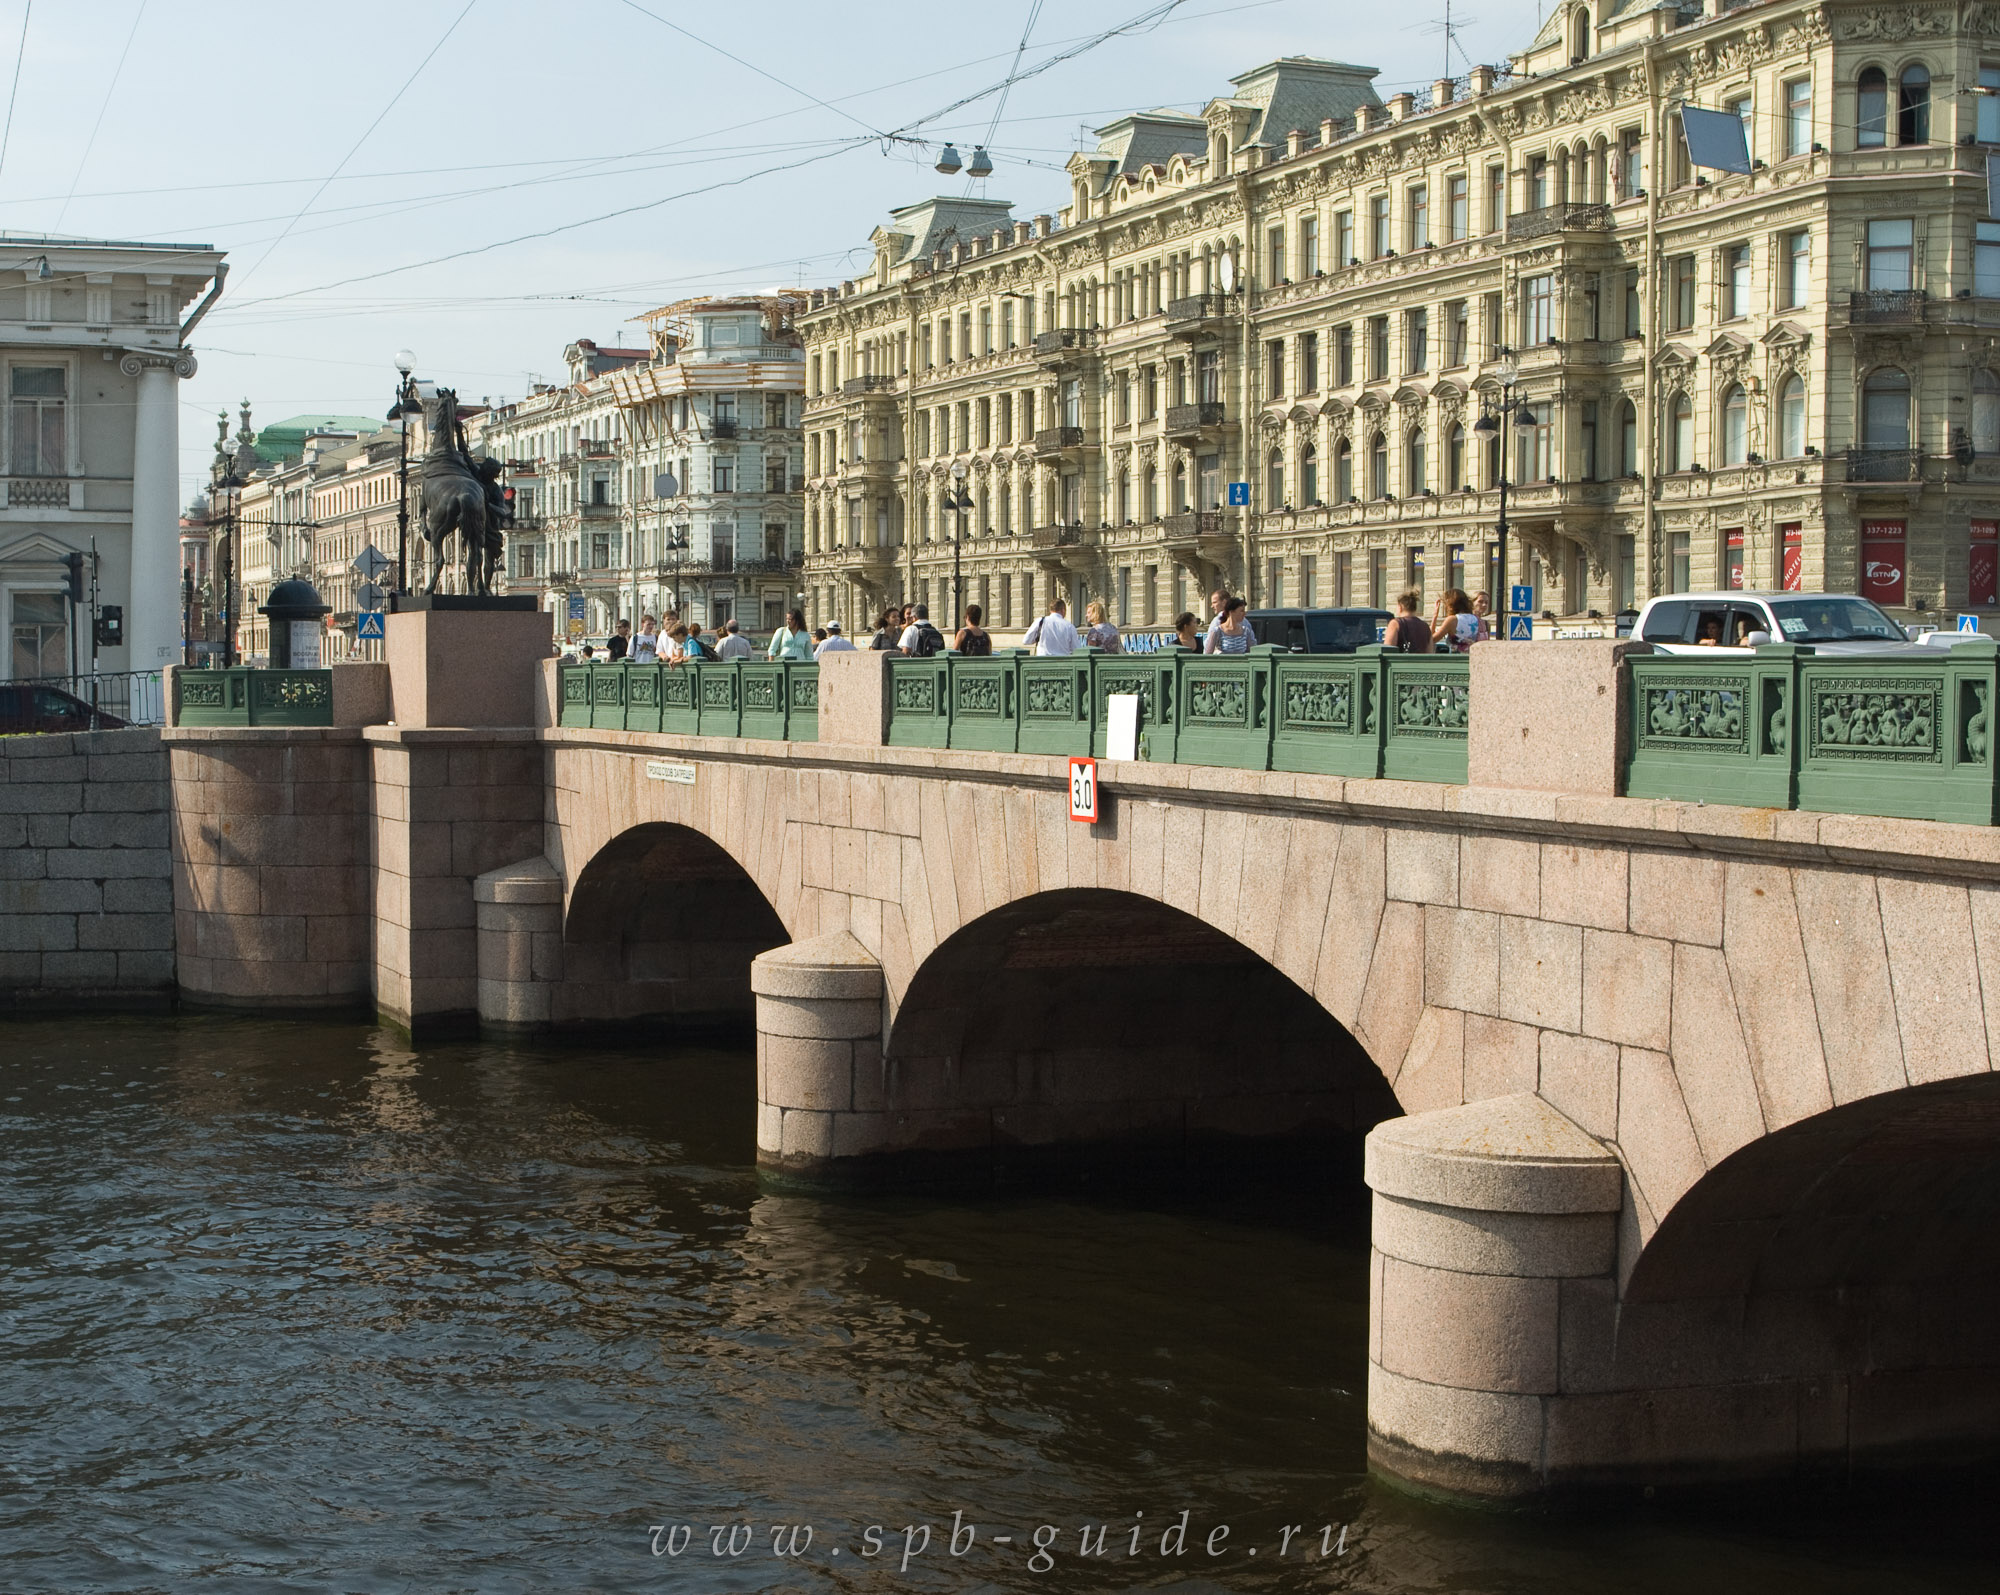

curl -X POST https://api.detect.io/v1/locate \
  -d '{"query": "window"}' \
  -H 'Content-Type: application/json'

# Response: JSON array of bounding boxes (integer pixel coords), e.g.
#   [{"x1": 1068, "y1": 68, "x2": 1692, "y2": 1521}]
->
[
  {"x1": 1301, "y1": 444, "x2": 1319, "y2": 504},
  {"x1": 1858, "y1": 67, "x2": 1889, "y2": 148},
  {"x1": 1406, "y1": 308, "x2": 1428, "y2": 373},
  {"x1": 1407, "y1": 427, "x2": 1427, "y2": 494},
  {"x1": 1782, "y1": 231, "x2": 1811, "y2": 307},
  {"x1": 1369, "y1": 547, "x2": 1387, "y2": 608},
  {"x1": 1267, "y1": 447, "x2": 1285, "y2": 506},
  {"x1": 1670, "y1": 393, "x2": 1695, "y2": 470},
  {"x1": 1196, "y1": 349, "x2": 1222, "y2": 403},
  {"x1": 712, "y1": 457, "x2": 734, "y2": 492},
  {"x1": 1335, "y1": 438, "x2": 1354, "y2": 501},
  {"x1": 1522, "y1": 274, "x2": 1557, "y2": 346},
  {"x1": 1300, "y1": 332, "x2": 1319, "y2": 393},
  {"x1": 1780, "y1": 376, "x2": 1807, "y2": 458},
  {"x1": 1447, "y1": 424, "x2": 1466, "y2": 489},
  {"x1": 1863, "y1": 368, "x2": 1911, "y2": 448},
  {"x1": 1618, "y1": 399, "x2": 1638, "y2": 475},
  {"x1": 9, "y1": 365, "x2": 65, "y2": 476},
  {"x1": 1724, "y1": 244, "x2": 1751, "y2": 319},
  {"x1": 1266, "y1": 339, "x2": 1286, "y2": 399},
  {"x1": 979, "y1": 306, "x2": 993, "y2": 354},
  {"x1": 1670, "y1": 531, "x2": 1692, "y2": 593},
  {"x1": 1408, "y1": 183, "x2": 1429, "y2": 249},
  {"x1": 1336, "y1": 325, "x2": 1354, "y2": 386},
  {"x1": 1370, "y1": 431, "x2": 1389, "y2": 497},
  {"x1": 1527, "y1": 154, "x2": 1549, "y2": 211},
  {"x1": 1619, "y1": 129, "x2": 1642, "y2": 198},
  {"x1": 1334, "y1": 551, "x2": 1352, "y2": 605},
  {"x1": 1268, "y1": 225, "x2": 1287, "y2": 284},
  {"x1": 1301, "y1": 215, "x2": 1319, "y2": 276},
  {"x1": 1979, "y1": 222, "x2": 2000, "y2": 298},
  {"x1": 1335, "y1": 209, "x2": 1354, "y2": 265},
  {"x1": 1447, "y1": 173, "x2": 1469, "y2": 240},
  {"x1": 1670, "y1": 254, "x2": 1697, "y2": 329},
  {"x1": 1518, "y1": 404, "x2": 1553, "y2": 481},
  {"x1": 1581, "y1": 402, "x2": 1598, "y2": 480},
  {"x1": 1367, "y1": 316, "x2": 1389, "y2": 380},
  {"x1": 1001, "y1": 300, "x2": 1015, "y2": 349},
  {"x1": 1483, "y1": 292, "x2": 1504, "y2": 358},
  {"x1": 1784, "y1": 77, "x2": 1813, "y2": 156},
  {"x1": 1899, "y1": 65, "x2": 1931, "y2": 145},
  {"x1": 10, "y1": 591, "x2": 64, "y2": 677},
  {"x1": 1983, "y1": 65, "x2": 2000, "y2": 143},
  {"x1": 1445, "y1": 300, "x2": 1469, "y2": 367},
  {"x1": 1867, "y1": 219, "x2": 1914, "y2": 290},
  {"x1": 1486, "y1": 164, "x2": 1506, "y2": 231},
  {"x1": 1725, "y1": 94, "x2": 1754, "y2": 163},
  {"x1": 1977, "y1": 371, "x2": 2000, "y2": 455},
  {"x1": 1300, "y1": 555, "x2": 1317, "y2": 608},
  {"x1": 1721, "y1": 386, "x2": 1748, "y2": 465},
  {"x1": 1369, "y1": 194, "x2": 1391, "y2": 257}
]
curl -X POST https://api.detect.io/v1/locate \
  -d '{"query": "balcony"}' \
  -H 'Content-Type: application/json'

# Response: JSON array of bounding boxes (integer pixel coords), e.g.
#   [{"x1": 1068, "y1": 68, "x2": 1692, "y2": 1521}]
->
[
  {"x1": 581, "y1": 498, "x2": 617, "y2": 517},
  {"x1": 1504, "y1": 203, "x2": 1614, "y2": 244},
  {"x1": 842, "y1": 374, "x2": 898, "y2": 396},
  {"x1": 1848, "y1": 289, "x2": 1928, "y2": 325},
  {"x1": 1842, "y1": 446, "x2": 1924, "y2": 483},
  {"x1": 1033, "y1": 327, "x2": 1096, "y2": 369},
  {"x1": 1162, "y1": 510, "x2": 1238, "y2": 547},
  {"x1": 1165, "y1": 294, "x2": 1231, "y2": 337},
  {"x1": 1164, "y1": 401, "x2": 1227, "y2": 438},
  {"x1": 735, "y1": 553, "x2": 804, "y2": 576},
  {"x1": 1033, "y1": 426, "x2": 1087, "y2": 456},
  {"x1": 507, "y1": 513, "x2": 547, "y2": 532},
  {"x1": 6, "y1": 477, "x2": 69, "y2": 509},
  {"x1": 1030, "y1": 522, "x2": 1090, "y2": 549},
  {"x1": 710, "y1": 418, "x2": 740, "y2": 440}
]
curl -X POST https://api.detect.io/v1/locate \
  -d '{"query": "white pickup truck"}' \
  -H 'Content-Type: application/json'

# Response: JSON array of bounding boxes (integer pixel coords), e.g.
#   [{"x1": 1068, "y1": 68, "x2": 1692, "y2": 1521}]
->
[{"x1": 1630, "y1": 591, "x2": 1943, "y2": 654}]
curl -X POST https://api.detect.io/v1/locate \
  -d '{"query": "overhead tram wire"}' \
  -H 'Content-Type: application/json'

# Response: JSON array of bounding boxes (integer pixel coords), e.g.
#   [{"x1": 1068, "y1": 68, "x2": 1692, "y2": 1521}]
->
[
  {"x1": 968, "y1": 0, "x2": 1047, "y2": 192},
  {"x1": 54, "y1": 0, "x2": 146, "y2": 232},
  {"x1": 0, "y1": 0, "x2": 30, "y2": 189}
]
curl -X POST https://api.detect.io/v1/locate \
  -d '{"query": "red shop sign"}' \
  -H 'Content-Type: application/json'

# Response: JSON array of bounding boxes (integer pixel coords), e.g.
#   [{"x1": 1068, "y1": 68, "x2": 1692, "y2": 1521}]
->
[
  {"x1": 1781, "y1": 524, "x2": 1803, "y2": 592},
  {"x1": 1972, "y1": 520, "x2": 1998, "y2": 608},
  {"x1": 1860, "y1": 520, "x2": 1906, "y2": 607}
]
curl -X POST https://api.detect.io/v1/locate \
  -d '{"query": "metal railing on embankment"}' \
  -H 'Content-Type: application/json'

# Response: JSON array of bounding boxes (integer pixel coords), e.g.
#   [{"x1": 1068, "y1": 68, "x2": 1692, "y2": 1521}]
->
[
  {"x1": 558, "y1": 648, "x2": 1468, "y2": 782},
  {"x1": 1, "y1": 669, "x2": 165, "y2": 729}
]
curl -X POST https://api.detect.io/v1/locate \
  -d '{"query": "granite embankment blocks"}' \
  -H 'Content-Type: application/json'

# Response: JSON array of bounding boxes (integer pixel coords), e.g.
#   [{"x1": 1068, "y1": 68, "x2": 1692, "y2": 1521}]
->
[{"x1": 0, "y1": 727, "x2": 175, "y2": 1005}]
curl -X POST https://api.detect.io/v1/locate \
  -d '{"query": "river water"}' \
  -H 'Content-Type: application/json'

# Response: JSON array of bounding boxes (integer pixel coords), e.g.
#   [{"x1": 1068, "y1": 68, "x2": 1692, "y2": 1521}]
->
[{"x1": 0, "y1": 1016, "x2": 1989, "y2": 1594}]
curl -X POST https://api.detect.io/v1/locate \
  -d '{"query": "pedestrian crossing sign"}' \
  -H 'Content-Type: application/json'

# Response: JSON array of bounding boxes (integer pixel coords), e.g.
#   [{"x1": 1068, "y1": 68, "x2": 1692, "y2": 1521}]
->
[
  {"x1": 357, "y1": 611, "x2": 386, "y2": 641},
  {"x1": 1508, "y1": 614, "x2": 1533, "y2": 641}
]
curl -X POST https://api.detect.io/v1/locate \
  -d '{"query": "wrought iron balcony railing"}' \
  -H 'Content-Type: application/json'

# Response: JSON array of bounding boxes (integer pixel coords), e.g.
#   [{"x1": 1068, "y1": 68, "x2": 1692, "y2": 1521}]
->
[
  {"x1": 1030, "y1": 522, "x2": 1090, "y2": 548},
  {"x1": 1033, "y1": 426, "x2": 1087, "y2": 455},
  {"x1": 1166, "y1": 294, "x2": 1230, "y2": 323},
  {"x1": 1848, "y1": 290, "x2": 1927, "y2": 325},
  {"x1": 1842, "y1": 446, "x2": 1924, "y2": 482},
  {"x1": 841, "y1": 374, "x2": 898, "y2": 395},
  {"x1": 1163, "y1": 510, "x2": 1236, "y2": 542},
  {"x1": 1164, "y1": 401, "x2": 1227, "y2": 435},
  {"x1": 1032, "y1": 327, "x2": 1093, "y2": 356},
  {"x1": 1504, "y1": 203, "x2": 1614, "y2": 244}
]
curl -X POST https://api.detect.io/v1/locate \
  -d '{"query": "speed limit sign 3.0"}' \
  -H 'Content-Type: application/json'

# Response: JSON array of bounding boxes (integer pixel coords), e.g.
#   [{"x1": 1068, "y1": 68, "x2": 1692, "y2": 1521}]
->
[{"x1": 1068, "y1": 756, "x2": 1100, "y2": 823}]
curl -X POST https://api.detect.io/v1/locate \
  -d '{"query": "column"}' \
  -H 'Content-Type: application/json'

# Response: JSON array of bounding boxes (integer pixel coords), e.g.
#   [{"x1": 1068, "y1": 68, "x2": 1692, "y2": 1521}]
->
[
  {"x1": 123, "y1": 352, "x2": 194, "y2": 670},
  {"x1": 751, "y1": 931, "x2": 887, "y2": 1185}
]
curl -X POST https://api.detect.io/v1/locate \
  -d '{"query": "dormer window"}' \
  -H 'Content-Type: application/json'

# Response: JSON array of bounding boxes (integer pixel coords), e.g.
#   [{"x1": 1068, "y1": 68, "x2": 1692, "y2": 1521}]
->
[{"x1": 1569, "y1": 6, "x2": 1589, "y2": 64}]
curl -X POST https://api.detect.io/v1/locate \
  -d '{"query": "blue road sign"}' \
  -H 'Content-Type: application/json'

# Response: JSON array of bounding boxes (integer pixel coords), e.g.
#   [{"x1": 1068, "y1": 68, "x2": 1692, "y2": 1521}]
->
[
  {"x1": 1226, "y1": 481, "x2": 1250, "y2": 507},
  {"x1": 1508, "y1": 614, "x2": 1534, "y2": 641},
  {"x1": 1509, "y1": 584, "x2": 1534, "y2": 614},
  {"x1": 1959, "y1": 613, "x2": 1983, "y2": 634},
  {"x1": 356, "y1": 610, "x2": 385, "y2": 641}
]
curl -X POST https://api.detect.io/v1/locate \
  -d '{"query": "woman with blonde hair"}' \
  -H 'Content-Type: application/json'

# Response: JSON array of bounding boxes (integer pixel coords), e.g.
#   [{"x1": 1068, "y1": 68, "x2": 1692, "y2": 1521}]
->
[
  {"x1": 1435, "y1": 588, "x2": 1479, "y2": 651},
  {"x1": 1083, "y1": 599, "x2": 1123, "y2": 653}
]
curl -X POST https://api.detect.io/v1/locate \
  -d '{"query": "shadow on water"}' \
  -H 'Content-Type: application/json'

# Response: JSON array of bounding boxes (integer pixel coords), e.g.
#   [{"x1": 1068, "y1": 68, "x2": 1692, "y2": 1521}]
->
[{"x1": 0, "y1": 1013, "x2": 1992, "y2": 1594}]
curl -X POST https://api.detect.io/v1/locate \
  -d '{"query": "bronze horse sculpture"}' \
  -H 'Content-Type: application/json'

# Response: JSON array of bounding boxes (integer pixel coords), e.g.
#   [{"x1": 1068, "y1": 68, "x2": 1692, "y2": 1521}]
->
[{"x1": 418, "y1": 389, "x2": 506, "y2": 595}]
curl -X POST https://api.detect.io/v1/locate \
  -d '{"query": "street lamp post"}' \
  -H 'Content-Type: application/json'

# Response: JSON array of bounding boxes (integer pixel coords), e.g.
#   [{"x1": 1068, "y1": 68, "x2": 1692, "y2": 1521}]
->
[
  {"x1": 944, "y1": 460, "x2": 974, "y2": 629},
  {"x1": 664, "y1": 527, "x2": 689, "y2": 619},
  {"x1": 1471, "y1": 352, "x2": 1524, "y2": 634},
  {"x1": 390, "y1": 349, "x2": 421, "y2": 596}
]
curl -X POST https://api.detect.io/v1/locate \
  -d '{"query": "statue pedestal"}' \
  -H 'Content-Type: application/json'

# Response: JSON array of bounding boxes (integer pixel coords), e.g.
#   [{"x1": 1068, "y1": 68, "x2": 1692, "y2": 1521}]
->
[{"x1": 386, "y1": 605, "x2": 553, "y2": 728}]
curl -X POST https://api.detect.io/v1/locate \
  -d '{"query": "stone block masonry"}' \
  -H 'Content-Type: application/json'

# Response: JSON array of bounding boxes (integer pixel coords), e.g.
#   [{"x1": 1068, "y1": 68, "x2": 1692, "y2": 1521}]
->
[{"x1": 0, "y1": 727, "x2": 174, "y2": 1008}]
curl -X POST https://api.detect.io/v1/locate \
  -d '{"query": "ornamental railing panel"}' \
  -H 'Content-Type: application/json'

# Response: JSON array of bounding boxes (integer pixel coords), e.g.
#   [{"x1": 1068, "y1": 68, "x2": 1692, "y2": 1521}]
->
[{"x1": 174, "y1": 668, "x2": 333, "y2": 728}]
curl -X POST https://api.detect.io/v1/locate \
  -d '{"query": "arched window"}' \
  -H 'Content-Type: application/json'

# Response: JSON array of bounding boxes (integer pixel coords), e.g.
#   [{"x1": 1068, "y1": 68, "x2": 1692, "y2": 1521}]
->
[
  {"x1": 1862, "y1": 367, "x2": 1911, "y2": 448},
  {"x1": 1779, "y1": 376, "x2": 1807, "y2": 458},
  {"x1": 1301, "y1": 443, "x2": 1320, "y2": 505},
  {"x1": 1858, "y1": 67, "x2": 1889, "y2": 148},
  {"x1": 1407, "y1": 427, "x2": 1428, "y2": 494},
  {"x1": 1171, "y1": 457, "x2": 1188, "y2": 513},
  {"x1": 1370, "y1": 430, "x2": 1390, "y2": 497},
  {"x1": 1335, "y1": 438, "x2": 1354, "y2": 501},
  {"x1": 1974, "y1": 371, "x2": 2000, "y2": 456},
  {"x1": 1267, "y1": 447, "x2": 1285, "y2": 507},
  {"x1": 1670, "y1": 393, "x2": 1695, "y2": 470},
  {"x1": 1447, "y1": 423, "x2": 1466, "y2": 489},
  {"x1": 1899, "y1": 65, "x2": 1931, "y2": 145},
  {"x1": 1619, "y1": 399, "x2": 1638, "y2": 475},
  {"x1": 1569, "y1": 5, "x2": 1590, "y2": 63},
  {"x1": 1721, "y1": 385, "x2": 1749, "y2": 465}
]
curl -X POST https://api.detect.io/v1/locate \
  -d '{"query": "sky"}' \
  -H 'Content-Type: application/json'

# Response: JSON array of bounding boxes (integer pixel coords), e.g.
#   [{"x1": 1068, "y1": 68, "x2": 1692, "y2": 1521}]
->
[{"x1": 0, "y1": 0, "x2": 1547, "y2": 503}]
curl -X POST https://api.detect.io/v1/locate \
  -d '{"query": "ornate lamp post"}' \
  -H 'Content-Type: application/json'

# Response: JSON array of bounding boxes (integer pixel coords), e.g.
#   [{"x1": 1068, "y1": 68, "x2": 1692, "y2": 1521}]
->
[
  {"x1": 1471, "y1": 351, "x2": 1524, "y2": 631},
  {"x1": 944, "y1": 459, "x2": 974, "y2": 628},
  {"x1": 389, "y1": 349, "x2": 422, "y2": 596}
]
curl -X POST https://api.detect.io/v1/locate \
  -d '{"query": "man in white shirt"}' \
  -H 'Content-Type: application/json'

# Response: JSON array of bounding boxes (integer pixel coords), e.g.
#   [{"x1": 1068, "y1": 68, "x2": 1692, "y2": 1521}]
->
[
  {"x1": 714, "y1": 618, "x2": 753, "y2": 659},
  {"x1": 1023, "y1": 597, "x2": 1080, "y2": 656},
  {"x1": 814, "y1": 620, "x2": 856, "y2": 656},
  {"x1": 896, "y1": 605, "x2": 944, "y2": 656},
  {"x1": 631, "y1": 616, "x2": 659, "y2": 663}
]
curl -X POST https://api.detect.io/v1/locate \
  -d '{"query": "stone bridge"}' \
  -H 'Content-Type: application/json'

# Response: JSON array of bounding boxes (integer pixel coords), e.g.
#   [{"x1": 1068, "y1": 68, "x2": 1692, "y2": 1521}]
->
[{"x1": 155, "y1": 624, "x2": 2000, "y2": 1503}]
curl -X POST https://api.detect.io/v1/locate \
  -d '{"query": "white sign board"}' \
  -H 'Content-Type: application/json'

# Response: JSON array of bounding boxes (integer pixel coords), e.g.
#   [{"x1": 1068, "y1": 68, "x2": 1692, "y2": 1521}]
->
[
  {"x1": 1105, "y1": 694, "x2": 1140, "y2": 761},
  {"x1": 1067, "y1": 756, "x2": 1099, "y2": 823},
  {"x1": 287, "y1": 619, "x2": 322, "y2": 669},
  {"x1": 645, "y1": 760, "x2": 697, "y2": 785}
]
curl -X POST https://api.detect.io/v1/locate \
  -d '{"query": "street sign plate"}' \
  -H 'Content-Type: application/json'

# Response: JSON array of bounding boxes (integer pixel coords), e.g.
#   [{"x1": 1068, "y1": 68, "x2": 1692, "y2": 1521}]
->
[
  {"x1": 1226, "y1": 481, "x2": 1250, "y2": 507},
  {"x1": 351, "y1": 543, "x2": 394, "y2": 583},
  {"x1": 1508, "y1": 614, "x2": 1534, "y2": 641},
  {"x1": 1960, "y1": 613, "x2": 1983, "y2": 634},
  {"x1": 1067, "y1": 756, "x2": 1100, "y2": 823},
  {"x1": 356, "y1": 611, "x2": 385, "y2": 641},
  {"x1": 1509, "y1": 584, "x2": 1534, "y2": 615},
  {"x1": 567, "y1": 592, "x2": 586, "y2": 641},
  {"x1": 354, "y1": 582, "x2": 385, "y2": 612}
]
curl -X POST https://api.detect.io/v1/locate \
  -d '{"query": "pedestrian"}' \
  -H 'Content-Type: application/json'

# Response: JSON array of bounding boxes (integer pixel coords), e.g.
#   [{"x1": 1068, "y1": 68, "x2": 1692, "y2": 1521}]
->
[
  {"x1": 685, "y1": 623, "x2": 713, "y2": 661},
  {"x1": 767, "y1": 609, "x2": 813, "y2": 660},
  {"x1": 1172, "y1": 610, "x2": 1202, "y2": 650},
  {"x1": 1383, "y1": 589, "x2": 1434, "y2": 653},
  {"x1": 632, "y1": 615, "x2": 660, "y2": 663},
  {"x1": 1023, "y1": 597, "x2": 1080, "y2": 656},
  {"x1": 1205, "y1": 588, "x2": 1256, "y2": 650},
  {"x1": 812, "y1": 626, "x2": 828, "y2": 644},
  {"x1": 1083, "y1": 600, "x2": 1123, "y2": 653},
  {"x1": 897, "y1": 604, "x2": 946, "y2": 657},
  {"x1": 954, "y1": 603, "x2": 992, "y2": 656},
  {"x1": 815, "y1": 620, "x2": 856, "y2": 656},
  {"x1": 606, "y1": 619, "x2": 631, "y2": 661},
  {"x1": 1470, "y1": 591, "x2": 1494, "y2": 643},
  {"x1": 869, "y1": 608, "x2": 898, "y2": 651},
  {"x1": 1205, "y1": 596, "x2": 1254, "y2": 654},
  {"x1": 663, "y1": 622, "x2": 689, "y2": 665},
  {"x1": 580, "y1": 643, "x2": 596, "y2": 661},
  {"x1": 715, "y1": 618, "x2": 753, "y2": 659},
  {"x1": 1435, "y1": 588, "x2": 1479, "y2": 651}
]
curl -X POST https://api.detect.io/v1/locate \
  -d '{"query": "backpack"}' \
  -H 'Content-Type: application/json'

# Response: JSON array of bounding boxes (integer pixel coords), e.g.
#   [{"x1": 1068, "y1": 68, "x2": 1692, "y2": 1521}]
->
[
  {"x1": 959, "y1": 627, "x2": 992, "y2": 657},
  {"x1": 910, "y1": 622, "x2": 945, "y2": 658}
]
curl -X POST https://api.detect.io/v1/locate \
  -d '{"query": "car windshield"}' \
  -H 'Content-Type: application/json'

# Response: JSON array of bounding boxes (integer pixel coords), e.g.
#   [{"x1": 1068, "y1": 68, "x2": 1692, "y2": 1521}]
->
[
  {"x1": 1305, "y1": 613, "x2": 1385, "y2": 651},
  {"x1": 1765, "y1": 597, "x2": 1907, "y2": 643}
]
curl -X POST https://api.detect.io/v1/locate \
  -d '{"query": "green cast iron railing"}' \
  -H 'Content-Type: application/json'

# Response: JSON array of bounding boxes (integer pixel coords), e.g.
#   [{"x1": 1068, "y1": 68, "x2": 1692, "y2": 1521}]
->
[
  {"x1": 174, "y1": 667, "x2": 334, "y2": 728},
  {"x1": 563, "y1": 660, "x2": 820, "y2": 742}
]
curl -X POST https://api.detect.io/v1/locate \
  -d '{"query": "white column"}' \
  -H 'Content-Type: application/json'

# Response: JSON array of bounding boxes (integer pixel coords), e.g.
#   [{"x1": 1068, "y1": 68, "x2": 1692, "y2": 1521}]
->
[{"x1": 123, "y1": 351, "x2": 193, "y2": 669}]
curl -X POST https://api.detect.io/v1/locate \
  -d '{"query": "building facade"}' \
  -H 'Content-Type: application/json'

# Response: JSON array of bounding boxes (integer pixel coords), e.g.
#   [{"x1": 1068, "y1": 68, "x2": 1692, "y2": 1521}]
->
[
  {"x1": 800, "y1": 0, "x2": 2000, "y2": 635},
  {"x1": 0, "y1": 232, "x2": 223, "y2": 679},
  {"x1": 477, "y1": 303, "x2": 806, "y2": 641}
]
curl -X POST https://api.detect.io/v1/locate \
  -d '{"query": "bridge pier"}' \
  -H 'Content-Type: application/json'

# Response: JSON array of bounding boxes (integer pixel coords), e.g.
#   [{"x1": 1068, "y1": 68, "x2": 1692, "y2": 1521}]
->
[
  {"x1": 751, "y1": 932, "x2": 889, "y2": 1184},
  {"x1": 473, "y1": 856, "x2": 563, "y2": 1031}
]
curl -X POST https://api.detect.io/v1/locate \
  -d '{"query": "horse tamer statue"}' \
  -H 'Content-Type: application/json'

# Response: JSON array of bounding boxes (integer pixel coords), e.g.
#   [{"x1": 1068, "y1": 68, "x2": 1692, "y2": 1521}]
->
[{"x1": 418, "y1": 388, "x2": 508, "y2": 595}]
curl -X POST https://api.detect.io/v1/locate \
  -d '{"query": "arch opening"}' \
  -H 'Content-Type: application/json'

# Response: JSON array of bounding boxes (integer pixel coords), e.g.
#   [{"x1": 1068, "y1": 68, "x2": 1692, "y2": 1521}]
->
[
  {"x1": 881, "y1": 888, "x2": 1399, "y2": 1183},
  {"x1": 560, "y1": 822, "x2": 789, "y2": 1033}
]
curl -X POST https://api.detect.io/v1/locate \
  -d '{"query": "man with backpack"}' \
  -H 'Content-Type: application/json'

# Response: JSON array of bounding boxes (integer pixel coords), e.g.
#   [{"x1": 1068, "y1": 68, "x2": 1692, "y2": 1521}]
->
[{"x1": 897, "y1": 604, "x2": 946, "y2": 657}]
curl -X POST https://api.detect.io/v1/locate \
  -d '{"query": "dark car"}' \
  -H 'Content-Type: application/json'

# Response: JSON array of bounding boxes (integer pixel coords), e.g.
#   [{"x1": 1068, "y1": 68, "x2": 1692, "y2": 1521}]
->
[
  {"x1": 0, "y1": 683, "x2": 128, "y2": 735},
  {"x1": 1247, "y1": 607, "x2": 1394, "y2": 652}
]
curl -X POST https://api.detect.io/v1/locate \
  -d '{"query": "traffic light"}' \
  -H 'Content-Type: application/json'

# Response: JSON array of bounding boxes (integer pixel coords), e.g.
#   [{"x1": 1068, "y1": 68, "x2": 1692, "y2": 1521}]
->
[
  {"x1": 95, "y1": 606, "x2": 123, "y2": 649},
  {"x1": 61, "y1": 550, "x2": 84, "y2": 604}
]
